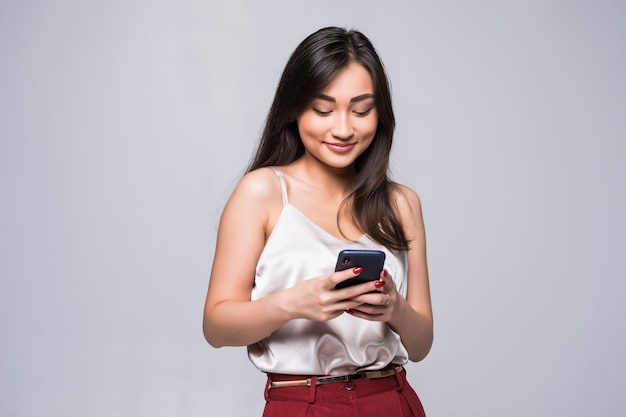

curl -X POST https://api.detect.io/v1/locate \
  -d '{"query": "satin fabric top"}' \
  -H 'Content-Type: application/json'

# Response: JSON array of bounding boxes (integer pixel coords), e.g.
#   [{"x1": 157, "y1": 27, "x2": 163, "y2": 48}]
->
[{"x1": 248, "y1": 168, "x2": 409, "y2": 376}]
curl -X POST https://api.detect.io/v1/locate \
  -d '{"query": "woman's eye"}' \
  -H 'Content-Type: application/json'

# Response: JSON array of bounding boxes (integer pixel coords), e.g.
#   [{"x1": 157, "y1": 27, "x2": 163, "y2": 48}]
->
[
  {"x1": 313, "y1": 108, "x2": 332, "y2": 116},
  {"x1": 354, "y1": 108, "x2": 373, "y2": 116}
]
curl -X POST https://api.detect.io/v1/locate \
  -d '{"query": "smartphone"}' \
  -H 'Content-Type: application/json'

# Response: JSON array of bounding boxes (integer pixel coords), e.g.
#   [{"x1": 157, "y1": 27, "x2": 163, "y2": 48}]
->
[{"x1": 334, "y1": 249, "x2": 386, "y2": 289}]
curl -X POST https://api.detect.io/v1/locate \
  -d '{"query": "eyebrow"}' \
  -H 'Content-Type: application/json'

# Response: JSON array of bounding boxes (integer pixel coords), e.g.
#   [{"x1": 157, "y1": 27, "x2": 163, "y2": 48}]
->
[{"x1": 315, "y1": 93, "x2": 375, "y2": 103}]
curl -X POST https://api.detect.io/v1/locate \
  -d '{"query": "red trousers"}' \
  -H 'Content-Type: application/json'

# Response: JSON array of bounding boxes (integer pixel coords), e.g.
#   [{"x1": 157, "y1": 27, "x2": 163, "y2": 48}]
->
[{"x1": 262, "y1": 366, "x2": 426, "y2": 417}]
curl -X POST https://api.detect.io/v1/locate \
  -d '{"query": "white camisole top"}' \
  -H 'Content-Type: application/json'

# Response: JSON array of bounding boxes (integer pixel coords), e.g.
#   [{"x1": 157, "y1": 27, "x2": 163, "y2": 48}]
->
[{"x1": 248, "y1": 167, "x2": 409, "y2": 376}]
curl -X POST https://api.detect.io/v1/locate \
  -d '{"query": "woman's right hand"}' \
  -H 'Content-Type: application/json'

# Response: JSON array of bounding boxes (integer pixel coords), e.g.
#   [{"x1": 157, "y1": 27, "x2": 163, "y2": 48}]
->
[{"x1": 276, "y1": 267, "x2": 381, "y2": 322}]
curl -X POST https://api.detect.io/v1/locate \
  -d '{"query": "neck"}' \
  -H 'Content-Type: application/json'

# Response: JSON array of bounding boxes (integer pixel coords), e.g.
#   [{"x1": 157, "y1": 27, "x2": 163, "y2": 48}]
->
[{"x1": 291, "y1": 155, "x2": 355, "y2": 197}]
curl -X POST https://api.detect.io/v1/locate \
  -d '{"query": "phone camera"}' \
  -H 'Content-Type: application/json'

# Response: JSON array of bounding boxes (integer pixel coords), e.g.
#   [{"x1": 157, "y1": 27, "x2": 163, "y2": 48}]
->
[{"x1": 341, "y1": 256, "x2": 351, "y2": 265}]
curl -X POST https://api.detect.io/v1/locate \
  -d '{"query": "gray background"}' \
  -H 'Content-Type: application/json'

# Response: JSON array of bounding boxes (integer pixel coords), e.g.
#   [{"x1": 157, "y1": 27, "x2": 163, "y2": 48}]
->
[{"x1": 1, "y1": 1, "x2": 625, "y2": 416}]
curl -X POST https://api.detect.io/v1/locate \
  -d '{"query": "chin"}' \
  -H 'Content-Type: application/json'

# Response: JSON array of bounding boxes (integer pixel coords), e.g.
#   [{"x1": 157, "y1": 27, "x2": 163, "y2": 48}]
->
[{"x1": 323, "y1": 157, "x2": 360, "y2": 170}]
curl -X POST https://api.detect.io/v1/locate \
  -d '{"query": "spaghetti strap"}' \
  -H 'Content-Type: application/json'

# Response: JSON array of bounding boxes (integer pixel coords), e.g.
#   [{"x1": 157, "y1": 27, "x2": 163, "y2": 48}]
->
[{"x1": 270, "y1": 167, "x2": 289, "y2": 206}]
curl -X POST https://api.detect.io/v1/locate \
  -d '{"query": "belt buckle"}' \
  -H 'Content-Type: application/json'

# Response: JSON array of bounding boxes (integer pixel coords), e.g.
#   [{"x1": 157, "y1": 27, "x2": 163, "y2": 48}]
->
[
  {"x1": 315, "y1": 375, "x2": 349, "y2": 386},
  {"x1": 347, "y1": 372, "x2": 368, "y2": 381}
]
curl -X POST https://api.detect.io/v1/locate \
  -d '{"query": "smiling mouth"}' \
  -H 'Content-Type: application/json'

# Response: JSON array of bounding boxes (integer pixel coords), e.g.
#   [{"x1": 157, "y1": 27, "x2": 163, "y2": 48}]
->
[{"x1": 325, "y1": 142, "x2": 355, "y2": 153}]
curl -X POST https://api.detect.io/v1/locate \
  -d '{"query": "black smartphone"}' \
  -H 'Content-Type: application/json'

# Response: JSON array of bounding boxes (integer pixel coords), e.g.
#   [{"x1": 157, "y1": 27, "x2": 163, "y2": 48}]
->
[{"x1": 334, "y1": 249, "x2": 386, "y2": 289}]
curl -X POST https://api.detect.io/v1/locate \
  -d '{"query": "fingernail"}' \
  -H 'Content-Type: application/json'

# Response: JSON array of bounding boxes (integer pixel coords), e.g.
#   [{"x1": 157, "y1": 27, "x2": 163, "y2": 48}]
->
[
  {"x1": 374, "y1": 281, "x2": 386, "y2": 288},
  {"x1": 353, "y1": 267, "x2": 363, "y2": 274},
  {"x1": 382, "y1": 270, "x2": 388, "y2": 277},
  {"x1": 345, "y1": 309, "x2": 354, "y2": 315}
]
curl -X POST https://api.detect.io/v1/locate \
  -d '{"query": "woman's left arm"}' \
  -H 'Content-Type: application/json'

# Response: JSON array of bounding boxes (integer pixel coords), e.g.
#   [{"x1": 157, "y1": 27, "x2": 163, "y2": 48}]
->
[
  {"x1": 349, "y1": 185, "x2": 433, "y2": 361},
  {"x1": 388, "y1": 185, "x2": 433, "y2": 361}
]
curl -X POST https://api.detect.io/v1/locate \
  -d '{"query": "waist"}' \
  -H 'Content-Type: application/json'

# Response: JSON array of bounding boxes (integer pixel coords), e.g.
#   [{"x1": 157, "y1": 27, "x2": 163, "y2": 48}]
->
[
  {"x1": 248, "y1": 319, "x2": 409, "y2": 375},
  {"x1": 268, "y1": 364, "x2": 403, "y2": 388}
]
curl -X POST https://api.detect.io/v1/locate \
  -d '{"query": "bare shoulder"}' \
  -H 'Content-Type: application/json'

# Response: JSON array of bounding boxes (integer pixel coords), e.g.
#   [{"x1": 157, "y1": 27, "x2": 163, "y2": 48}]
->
[
  {"x1": 219, "y1": 167, "x2": 284, "y2": 238},
  {"x1": 391, "y1": 183, "x2": 423, "y2": 218},
  {"x1": 229, "y1": 167, "x2": 282, "y2": 207},
  {"x1": 391, "y1": 183, "x2": 425, "y2": 241}
]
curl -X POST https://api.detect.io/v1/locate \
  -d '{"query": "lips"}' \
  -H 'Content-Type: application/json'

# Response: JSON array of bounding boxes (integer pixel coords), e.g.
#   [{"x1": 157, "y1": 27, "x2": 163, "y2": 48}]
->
[{"x1": 325, "y1": 142, "x2": 355, "y2": 153}]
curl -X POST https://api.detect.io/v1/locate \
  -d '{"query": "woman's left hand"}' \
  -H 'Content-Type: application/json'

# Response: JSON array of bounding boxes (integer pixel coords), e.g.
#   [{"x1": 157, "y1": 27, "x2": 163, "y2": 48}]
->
[{"x1": 345, "y1": 269, "x2": 402, "y2": 323}]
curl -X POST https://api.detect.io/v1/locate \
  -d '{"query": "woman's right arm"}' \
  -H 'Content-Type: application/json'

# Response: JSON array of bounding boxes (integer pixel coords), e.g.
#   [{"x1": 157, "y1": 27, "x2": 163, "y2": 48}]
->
[
  {"x1": 202, "y1": 169, "x2": 289, "y2": 347},
  {"x1": 202, "y1": 169, "x2": 368, "y2": 348}
]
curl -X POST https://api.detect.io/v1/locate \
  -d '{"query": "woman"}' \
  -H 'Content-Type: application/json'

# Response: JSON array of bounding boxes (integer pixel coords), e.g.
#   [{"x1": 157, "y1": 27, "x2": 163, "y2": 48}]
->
[{"x1": 203, "y1": 27, "x2": 433, "y2": 416}]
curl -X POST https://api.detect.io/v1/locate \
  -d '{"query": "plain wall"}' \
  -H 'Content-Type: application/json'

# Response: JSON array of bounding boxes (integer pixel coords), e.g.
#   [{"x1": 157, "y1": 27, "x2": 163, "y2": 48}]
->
[{"x1": 1, "y1": 1, "x2": 625, "y2": 416}]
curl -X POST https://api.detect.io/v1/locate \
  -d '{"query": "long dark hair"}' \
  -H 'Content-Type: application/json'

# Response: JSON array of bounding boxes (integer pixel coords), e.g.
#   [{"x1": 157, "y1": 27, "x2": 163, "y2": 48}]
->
[{"x1": 248, "y1": 27, "x2": 408, "y2": 251}]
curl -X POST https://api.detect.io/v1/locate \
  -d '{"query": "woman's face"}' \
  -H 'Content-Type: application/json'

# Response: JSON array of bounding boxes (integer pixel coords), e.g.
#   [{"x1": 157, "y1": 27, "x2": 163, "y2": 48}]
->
[{"x1": 296, "y1": 62, "x2": 378, "y2": 170}]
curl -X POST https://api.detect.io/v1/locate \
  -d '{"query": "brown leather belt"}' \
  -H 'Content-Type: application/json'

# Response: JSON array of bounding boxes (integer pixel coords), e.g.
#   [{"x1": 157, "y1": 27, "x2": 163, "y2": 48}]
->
[{"x1": 269, "y1": 365, "x2": 403, "y2": 388}]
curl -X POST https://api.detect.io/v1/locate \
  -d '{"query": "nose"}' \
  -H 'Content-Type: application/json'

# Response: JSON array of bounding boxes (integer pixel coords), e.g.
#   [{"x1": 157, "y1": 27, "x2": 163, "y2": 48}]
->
[{"x1": 330, "y1": 114, "x2": 354, "y2": 140}]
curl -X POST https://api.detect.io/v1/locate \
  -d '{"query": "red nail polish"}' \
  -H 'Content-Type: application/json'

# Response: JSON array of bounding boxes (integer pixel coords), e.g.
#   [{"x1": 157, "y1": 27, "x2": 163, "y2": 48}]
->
[
  {"x1": 374, "y1": 281, "x2": 386, "y2": 288},
  {"x1": 353, "y1": 267, "x2": 363, "y2": 274},
  {"x1": 345, "y1": 309, "x2": 354, "y2": 315},
  {"x1": 382, "y1": 270, "x2": 388, "y2": 277}
]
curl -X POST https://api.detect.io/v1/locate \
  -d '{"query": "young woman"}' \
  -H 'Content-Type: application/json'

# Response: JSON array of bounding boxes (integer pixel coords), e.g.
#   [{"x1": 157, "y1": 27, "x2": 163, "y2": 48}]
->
[{"x1": 203, "y1": 27, "x2": 433, "y2": 417}]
